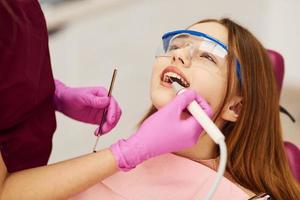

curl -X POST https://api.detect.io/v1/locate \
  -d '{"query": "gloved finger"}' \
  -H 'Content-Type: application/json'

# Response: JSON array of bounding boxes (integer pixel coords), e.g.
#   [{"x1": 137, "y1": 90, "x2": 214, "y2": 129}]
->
[
  {"x1": 90, "y1": 87, "x2": 108, "y2": 97},
  {"x1": 107, "y1": 107, "x2": 122, "y2": 132},
  {"x1": 84, "y1": 95, "x2": 110, "y2": 109},
  {"x1": 111, "y1": 101, "x2": 122, "y2": 126},
  {"x1": 100, "y1": 98, "x2": 122, "y2": 134},
  {"x1": 115, "y1": 107, "x2": 122, "y2": 125},
  {"x1": 94, "y1": 127, "x2": 101, "y2": 136},
  {"x1": 184, "y1": 115, "x2": 202, "y2": 132},
  {"x1": 94, "y1": 114, "x2": 111, "y2": 135},
  {"x1": 105, "y1": 97, "x2": 121, "y2": 125},
  {"x1": 100, "y1": 122, "x2": 113, "y2": 135},
  {"x1": 169, "y1": 90, "x2": 197, "y2": 113},
  {"x1": 183, "y1": 116, "x2": 203, "y2": 142},
  {"x1": 194, "y1": 95, "x2": 213, "y2": 117},
  {"x1": 100, "y1": 112, "x2": 120, "y2": 135}
]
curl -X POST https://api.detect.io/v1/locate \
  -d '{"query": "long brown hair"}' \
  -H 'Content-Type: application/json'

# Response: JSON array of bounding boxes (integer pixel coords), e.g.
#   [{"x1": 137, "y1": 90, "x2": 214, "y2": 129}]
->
[{"x1": 139, "y1": 18, "x2": 300, "y2": 199}]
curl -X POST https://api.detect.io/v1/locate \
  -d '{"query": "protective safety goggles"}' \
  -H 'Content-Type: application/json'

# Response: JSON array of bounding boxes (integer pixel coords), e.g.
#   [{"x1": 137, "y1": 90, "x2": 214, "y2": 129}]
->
[{"x1": 156, "y1": 30, "x2": 241, "y2": 82}]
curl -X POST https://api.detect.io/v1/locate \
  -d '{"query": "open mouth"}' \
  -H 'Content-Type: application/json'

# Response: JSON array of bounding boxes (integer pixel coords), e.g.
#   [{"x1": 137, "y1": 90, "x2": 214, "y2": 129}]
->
[{"x1": 161, "y1": 66, "x2": 190, "y2": 88}]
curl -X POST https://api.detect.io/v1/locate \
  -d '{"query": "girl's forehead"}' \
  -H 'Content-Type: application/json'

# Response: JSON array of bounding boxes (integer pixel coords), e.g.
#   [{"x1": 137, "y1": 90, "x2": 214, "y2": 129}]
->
[{"x1": 188, "y1": 22, "x2": 228, "y2": 46}]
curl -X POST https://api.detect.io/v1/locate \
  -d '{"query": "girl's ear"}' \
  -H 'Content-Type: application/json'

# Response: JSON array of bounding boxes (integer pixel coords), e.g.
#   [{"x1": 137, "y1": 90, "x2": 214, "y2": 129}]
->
[{"x1": 220, "y1": 96, "x2": 242, "y2": 122}]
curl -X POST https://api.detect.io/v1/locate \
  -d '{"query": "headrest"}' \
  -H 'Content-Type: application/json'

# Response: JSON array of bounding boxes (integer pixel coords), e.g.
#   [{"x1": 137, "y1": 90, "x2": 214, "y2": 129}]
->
[
  {"x1": 267, "y1": 49, "x2": 295, "y2": 122},
  {"x1": 267, "y1": 49, "x2": 284, "y2": 95}
]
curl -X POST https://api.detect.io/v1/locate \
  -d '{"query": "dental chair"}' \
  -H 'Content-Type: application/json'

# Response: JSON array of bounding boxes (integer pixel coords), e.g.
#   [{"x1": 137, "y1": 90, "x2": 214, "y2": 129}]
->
[{"x1": 268, "y1": 50, "x2": 300, "y2": 183}]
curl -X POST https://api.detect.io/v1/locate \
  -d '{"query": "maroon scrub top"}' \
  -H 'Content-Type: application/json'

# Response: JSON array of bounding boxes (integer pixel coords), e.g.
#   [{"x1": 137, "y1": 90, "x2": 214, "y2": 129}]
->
[{"x1": 0, "y1": 0, "x2": 57, "y2": 172}]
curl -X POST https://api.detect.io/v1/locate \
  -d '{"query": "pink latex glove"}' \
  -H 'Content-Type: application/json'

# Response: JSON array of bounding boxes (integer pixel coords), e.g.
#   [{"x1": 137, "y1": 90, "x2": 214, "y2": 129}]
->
[
  {"x1": 110, "y1": 90, "x2": 212, "y2": 171},
  {"x1": 54, "y1": 80, "x2": 122, "y2": 134}
]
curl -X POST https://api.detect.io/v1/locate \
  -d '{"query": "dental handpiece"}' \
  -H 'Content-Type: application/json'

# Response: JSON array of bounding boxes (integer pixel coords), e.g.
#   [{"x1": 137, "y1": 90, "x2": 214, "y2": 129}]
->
[
  {"x1": 171, "y1": 81, "x2": 225, "y2": 144},
  {"x1": 171, "y1": 79, "x2": 227, "y2": 200}
]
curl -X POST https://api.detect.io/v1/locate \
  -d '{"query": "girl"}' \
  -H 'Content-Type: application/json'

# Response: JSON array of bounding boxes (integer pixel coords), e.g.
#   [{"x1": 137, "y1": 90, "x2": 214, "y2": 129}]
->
[{"x1": 71, "y1": 18, "x2": 300, "y2": 200}]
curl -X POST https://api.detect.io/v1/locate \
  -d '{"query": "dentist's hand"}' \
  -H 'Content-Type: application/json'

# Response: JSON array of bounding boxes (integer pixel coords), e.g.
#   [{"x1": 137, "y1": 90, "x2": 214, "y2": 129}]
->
[
  {"x1": 54, "y1": 80, "x2": 121, "y2": 134},
  {"x1": 110, "y1": 90, "x2": 212, "y2": 171}
]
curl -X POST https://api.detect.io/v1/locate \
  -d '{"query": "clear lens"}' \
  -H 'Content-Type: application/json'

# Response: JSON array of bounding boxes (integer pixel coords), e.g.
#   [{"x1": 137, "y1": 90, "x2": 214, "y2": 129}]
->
[{"x1": 156, "y1": 33, "x2": 228, "y2": 63}]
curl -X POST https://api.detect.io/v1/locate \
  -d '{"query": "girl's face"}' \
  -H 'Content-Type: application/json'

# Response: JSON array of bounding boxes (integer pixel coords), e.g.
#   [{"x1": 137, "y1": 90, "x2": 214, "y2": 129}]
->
[{"x1": 150, "y1": 22, "x2": 229, "y2": 113}]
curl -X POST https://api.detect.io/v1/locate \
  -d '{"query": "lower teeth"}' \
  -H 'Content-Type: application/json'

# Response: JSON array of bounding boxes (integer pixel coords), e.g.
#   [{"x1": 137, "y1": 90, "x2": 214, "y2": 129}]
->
[{"x1": 163, "y1": 76, "x2": 189, "y2": 87}]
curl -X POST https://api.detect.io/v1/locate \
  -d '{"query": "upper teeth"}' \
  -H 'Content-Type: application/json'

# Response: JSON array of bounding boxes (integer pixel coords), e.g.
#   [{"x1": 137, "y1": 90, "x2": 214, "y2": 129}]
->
[{"x1": 163, "y1": 72, "x2": 189, "y2": 87}]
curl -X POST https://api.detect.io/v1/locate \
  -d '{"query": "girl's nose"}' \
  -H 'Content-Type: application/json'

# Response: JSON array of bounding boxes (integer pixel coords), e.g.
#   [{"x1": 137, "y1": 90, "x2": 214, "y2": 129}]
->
[{"x1": 170, "y1": 47, "x2": 192, "y2": 67}]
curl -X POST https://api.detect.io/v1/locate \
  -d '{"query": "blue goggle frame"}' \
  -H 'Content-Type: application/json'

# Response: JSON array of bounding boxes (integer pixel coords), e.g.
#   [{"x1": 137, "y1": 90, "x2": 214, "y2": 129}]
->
[{"x1": 162, "y1": 30, "x2": 241, "y2": 83}]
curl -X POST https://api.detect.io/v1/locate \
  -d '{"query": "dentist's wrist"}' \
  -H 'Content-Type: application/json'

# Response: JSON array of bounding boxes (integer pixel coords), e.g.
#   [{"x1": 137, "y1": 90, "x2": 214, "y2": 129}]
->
[
  {"x1": 109, "y1": 136, "x2": 150, "y2": 172},
  {"x1": 53, "y1": 79, "x2": 68, "y2": 112}
]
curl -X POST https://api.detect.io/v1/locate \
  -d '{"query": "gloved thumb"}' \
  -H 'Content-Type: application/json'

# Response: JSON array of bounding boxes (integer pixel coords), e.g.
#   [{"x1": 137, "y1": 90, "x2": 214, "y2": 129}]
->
[{"x1": 169, "y1": 90, "x2": 197, "y2": 113}]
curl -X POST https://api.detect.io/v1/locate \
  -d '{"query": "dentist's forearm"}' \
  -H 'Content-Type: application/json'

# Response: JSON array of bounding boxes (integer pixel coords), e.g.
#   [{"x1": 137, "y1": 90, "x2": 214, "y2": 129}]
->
[{"x1": 0, "y1": 149, "x2": 118, "y2": 200}]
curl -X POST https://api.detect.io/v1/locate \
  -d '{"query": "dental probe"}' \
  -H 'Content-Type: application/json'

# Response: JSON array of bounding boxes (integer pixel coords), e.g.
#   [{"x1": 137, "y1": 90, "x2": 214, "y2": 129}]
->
[
  {"x1": 92, "y1": 69, "x2": 117, "y2": 153},
  {"x1": 170, "y1": 78, "x2": 227, "y2": 200}
]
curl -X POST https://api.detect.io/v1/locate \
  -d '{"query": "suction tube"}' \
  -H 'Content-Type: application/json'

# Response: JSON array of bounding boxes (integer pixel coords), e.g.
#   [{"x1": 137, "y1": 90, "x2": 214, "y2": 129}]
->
[{"x1": 171, "y1": 80, "x2": 227, "y2": 200}]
